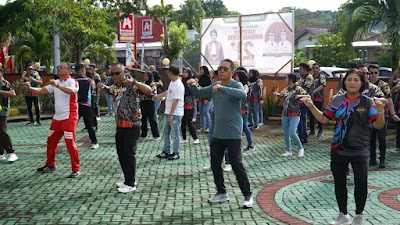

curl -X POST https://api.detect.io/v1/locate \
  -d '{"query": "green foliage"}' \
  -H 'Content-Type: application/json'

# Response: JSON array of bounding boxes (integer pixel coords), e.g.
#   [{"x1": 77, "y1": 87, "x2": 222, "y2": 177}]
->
[
  {"x1": 179, "y1": 0, "x2": 205, "y2": 30},
  {"x1": 378, "y1": 53, "x2": 392, "y2": 68},
  {"x1": 0, "y1": 0, "x2": 34, "y2": 41},
  {"x1": 294, "y1": 50, "x2": 308, "y2": 67},
  {"x1": 28, "y1": 0, "x2": 115, "y2": 64},
  {"x1": 280, "y1": 7, "x2": 338, "y2": 31},
  {"x1": 313, "y1": 33, "x2": 355, "y2": 67},
  {"x1": 262, "y1": 82, "x2": 280, "y2": 118},
  {"x1": 162, "y1": 22, "x2": 191, "y2": 60},
  {"x1": 200, "y1": 0, "x2": 232, "y2": 17},
  {"x1": 339, "y1": 0, "x2": 400, "y2": 69}
]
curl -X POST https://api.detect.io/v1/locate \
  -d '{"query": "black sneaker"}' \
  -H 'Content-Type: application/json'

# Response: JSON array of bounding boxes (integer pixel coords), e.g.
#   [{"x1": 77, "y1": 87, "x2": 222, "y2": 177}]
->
[
  {"x1": 167, "y1": 153, "x2": 179, "y2": 160},
  {"x1": 369, "y1": 160, "x2": 377, "y2": 166},
  {"x1": 317, "y1": 130, "x2": 323, "y2": 137},
  {"x1": 67, "y1": 171, "x2": 81, "y2": 178},
  {"x1": 37, "y1": 166, "x2": 57, "y2": 173},
  {"x1": 35, "y1": 122, "x2": 42, "y2": 126},
  {"x1": 26, "y1": 122, "x2": 34, "y2": 125},
  {"x1": 244, "y1": 145, "x2": 256, "y2": 152},
  {"x1": 156, "y1": 152, "x2": 169, "y2": 158},
  {"x1": 309, "y1": 131, "x2": 315, "y2": 136}
]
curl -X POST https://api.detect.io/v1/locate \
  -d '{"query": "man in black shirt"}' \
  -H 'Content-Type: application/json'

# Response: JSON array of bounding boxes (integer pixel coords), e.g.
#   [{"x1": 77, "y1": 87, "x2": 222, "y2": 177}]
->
[{"x1": 75, "y1": 64, "x2": 98, "y2": 149}]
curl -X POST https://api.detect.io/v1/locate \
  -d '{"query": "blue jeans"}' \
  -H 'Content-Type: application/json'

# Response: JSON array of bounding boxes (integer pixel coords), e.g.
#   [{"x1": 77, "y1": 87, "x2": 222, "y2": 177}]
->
[
  {"x1": 297, "y1": 103, "x2": 309, "y2": 141},
  {"x1": 242, "y1": 113, "x2": 253, "y2": 147},
  {"x1": 163, "y1": 114, "x2": 182, "y2": 155},
  {"x1": 282, "y1": 116, "x2": 303, "y2": 152},
  {"x1": 105, "y1": 94, "x2": 114, "y2": 114},
  {"x1": 248, "y1": 101, "x2": 260, "y2": 127},
  {"x1": 208, "y1": 115, "x2": 230, "y2": 164},
  {"x1": 258, "y1": 102, "x2": 263, "y2": 124},
  {"x1": 154, "y1": 99, "x2": 161, "y2": 124},
  {"x1": 199, "y1": 100, "x2": 211, "y2": 129}
]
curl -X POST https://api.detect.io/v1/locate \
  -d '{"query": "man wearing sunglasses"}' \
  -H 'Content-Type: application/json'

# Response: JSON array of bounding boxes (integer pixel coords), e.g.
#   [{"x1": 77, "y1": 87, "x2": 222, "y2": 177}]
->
[
  {"x1": 368, "y1": 64, "x2": 399, "y2": 168},
  {"x1": 19, "y1": 64, "x2": 42, "y2": 125},
  {"x1": 24, "y1": 62, "x2": 81, "y2": 178},
  {"x1": 187, "y1": 59, "x2": 253, "y2": 209},
  {"x1": 100, "y1": 63, "x2": 152, "y2": 193}
]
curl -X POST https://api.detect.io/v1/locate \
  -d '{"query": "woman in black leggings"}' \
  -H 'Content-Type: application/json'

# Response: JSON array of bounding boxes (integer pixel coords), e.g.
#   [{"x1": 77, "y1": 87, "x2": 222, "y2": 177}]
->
[
  {"x1": 181, "y1": 68, "x2": 199, "y2": 144},
  {"x1": 304, "y1": 70, "x2": 385, "y2": 225}
]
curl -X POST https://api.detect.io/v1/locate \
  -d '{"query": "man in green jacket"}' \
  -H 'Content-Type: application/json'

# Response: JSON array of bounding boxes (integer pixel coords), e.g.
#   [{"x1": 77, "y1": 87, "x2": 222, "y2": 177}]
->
[{"x1": 187, "y1": 59, "x2": 253, "y2": 208}]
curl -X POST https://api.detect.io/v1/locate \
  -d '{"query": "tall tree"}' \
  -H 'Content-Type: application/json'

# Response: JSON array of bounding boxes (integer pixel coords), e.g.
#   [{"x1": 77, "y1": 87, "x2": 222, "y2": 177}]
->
[
  {"x1": 340, "y1": 0, "x2": 400, "y2": 70},
  {"x1": 179, "y1": 0, "x2": 205, "y2": 30},
  {"x1": 200, "y1": 0, "x2": 238, "y2": 17}
]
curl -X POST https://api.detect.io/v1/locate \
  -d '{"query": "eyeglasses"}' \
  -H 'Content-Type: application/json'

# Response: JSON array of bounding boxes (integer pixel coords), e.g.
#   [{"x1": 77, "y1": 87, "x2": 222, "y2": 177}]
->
[
  {"x1": 27, "y1": 68, "x2": 33, "y2": 71},
  {"x1": 217, "y1": 66, "x2": 230, "y2": 72},
  {"x1": 110, "y1": 71, "x2": 123, "y2": 76},
  {"x1": 362, "y1": 72, "x2": 370, "y2": 75},
  {"x1": 370, "y1": 71, "x2": 379, "y2": 75},
  {"x1": 57, "y1": 65, "x2": 66, "y2": 70}
]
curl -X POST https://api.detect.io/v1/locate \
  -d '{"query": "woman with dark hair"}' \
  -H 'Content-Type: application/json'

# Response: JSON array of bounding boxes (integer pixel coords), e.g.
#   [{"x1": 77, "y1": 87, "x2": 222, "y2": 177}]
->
[
  {"x1": 273, "y1": 74, "x2": 307, "y2": 157},
  {"x1": 304, "y1": 69, "x2": 385, "y2": 225},
  {"x1": 235, "y1": 70, "x2": 255, "y2": 151},
  {"x1": 248, "y1": 69, "x2": 263, "y2": 129},
  {"x1": 139, "y1": 71, "x2": 160, "y2": 140},
  {"x1": 198, "y1": 66, "x2": 212, "y2": 133},
  {"x1": 181, "y1": 68, "x2": 200, "y2": 144}
]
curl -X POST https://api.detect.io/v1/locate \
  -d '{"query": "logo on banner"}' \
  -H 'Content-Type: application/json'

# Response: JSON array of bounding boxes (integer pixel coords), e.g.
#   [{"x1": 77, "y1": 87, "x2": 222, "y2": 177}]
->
[
  {"x1": 118, "y1": 13, "x2": 135, "y2": 42},
  {"x1": 141, "y1": 19, "x2": 153, "y2": 39}
]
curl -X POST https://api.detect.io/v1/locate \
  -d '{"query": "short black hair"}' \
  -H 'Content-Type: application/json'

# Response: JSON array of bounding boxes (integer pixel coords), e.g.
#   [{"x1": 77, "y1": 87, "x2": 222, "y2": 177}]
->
[
  {"x1": 299, "y1": 63, "x2": 310, "y2": 71},
  {"x1": 342, "y1": 69, "x2": 366, "y2": 93},
  {"x1": 357, "y1": 64, "x2": 366, "y2": 69},
  {"x1": 210, "y1": 30, "x2": 218, "y2": 36},
  {"x1": 287, "y1": 73, "x2": 297, "y2": 83},
  {"x1": 75, "y1": 64, "x2": 85, "y2": 72},
  {"x1": 368, "y1": 64, "x2": 379, "y2": 70},
  {"x1": 168, "y1": 64, "x2": 180, "y2": 76},
  {"x1": 221, "y1": 59, "x2": 234, "y2": 71},
  {"x1": 348, "y1": 63, "x2": 357, "y2": 69}
]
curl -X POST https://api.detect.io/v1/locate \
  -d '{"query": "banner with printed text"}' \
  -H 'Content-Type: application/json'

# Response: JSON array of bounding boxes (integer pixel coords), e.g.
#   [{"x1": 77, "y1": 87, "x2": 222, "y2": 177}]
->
[{"x1": 200, "y1": 12, "x2": 294, "y2": 74}]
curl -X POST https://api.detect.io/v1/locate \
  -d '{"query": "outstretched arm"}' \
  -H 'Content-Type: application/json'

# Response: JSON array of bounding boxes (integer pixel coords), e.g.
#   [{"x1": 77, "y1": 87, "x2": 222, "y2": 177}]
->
[{"x1": 303, "y1": 98, "x2": 330, "y2": 124}]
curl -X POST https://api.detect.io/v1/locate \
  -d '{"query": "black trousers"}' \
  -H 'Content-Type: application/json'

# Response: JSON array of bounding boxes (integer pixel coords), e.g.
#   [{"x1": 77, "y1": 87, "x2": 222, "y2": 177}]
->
[
  {"x1": 140, "y1": 100, "x2": 160, "y2": 138},
  {"x1": 309, "y1": 100, "x2": 323, "y2": 133},
  {"x1": 0, "y1": 116, "x2": 14, "y2": 155},
  {"x1": 25, "y1": 96, "x2": 40, "y2": 123},
  {"x1": 396, "y1": 121, "x2": 400, "y2": 148},
  {"x1": 181, "y1": 109, "x2": 198, "y2": 140},
  {"x1": 78, "y1": 104, "x2": 97, "y2": 144},
  {"x1": 91, "y1": 96, "x2": 98, "y2": 127},
  {"x1": 210, "y1": 138, "x2": 251, "y2": 197},
  {"x1": 370, "y1": 119, "x2": 387, "y2": 161},
  {"x1": 331, "y1": 155, "x2": 369, "y2": 215},
  {"x1": 116, "y1": 127, "x2": 139, "y2": 187}
]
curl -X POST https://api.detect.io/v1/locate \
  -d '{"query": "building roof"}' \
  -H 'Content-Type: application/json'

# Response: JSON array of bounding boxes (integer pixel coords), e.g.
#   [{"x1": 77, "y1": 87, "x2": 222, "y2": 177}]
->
[{"x1": 295, "y1": 24, "x2": 331, "y2": 40}]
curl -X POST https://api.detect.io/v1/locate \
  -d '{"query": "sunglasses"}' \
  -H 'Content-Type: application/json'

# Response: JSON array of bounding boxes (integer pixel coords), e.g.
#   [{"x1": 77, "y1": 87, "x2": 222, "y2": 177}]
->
[
  {"x1": 57, "y1": 65, "x2": 66, "y2": 69},
  {"x1": 370, "y1": 71, "x2": 378, "y2": 75},
  {"x1": 27, "y1": 68, "x2": 33, "y2": 70},
  {"x1": 217, "y1": 66, "x2": 230, "y2": 72},
  {"x1": 362, "y1": 72, "x2": 370, "y2": 75},
  {"x1": 110, "y1": 71, "x2": 124, "y2": 76}
]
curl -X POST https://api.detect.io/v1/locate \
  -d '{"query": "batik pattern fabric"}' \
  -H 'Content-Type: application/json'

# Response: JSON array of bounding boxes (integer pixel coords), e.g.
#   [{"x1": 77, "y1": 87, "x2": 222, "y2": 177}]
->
[
  {"x1": 310, "y1": 73, "x2": 326, "y2": 102},
  {"x1": 296, "y1": 74, "x2": 313, "y2": 93},
  {"x1": 280, "y1": 85, "x2": 307, "y2": 117},
  {"x1": 373, "y1": 79, "x2": 391, "y2": 98},
  {"x1": 110, "y1": 84, "x2": 141, "y2": 128},
  {"x1": 336, "y1": 82, "x2": 384, "y2": 98},
  {"x1": 324, "y1": 94, "x2": 378, "y2": 157}
]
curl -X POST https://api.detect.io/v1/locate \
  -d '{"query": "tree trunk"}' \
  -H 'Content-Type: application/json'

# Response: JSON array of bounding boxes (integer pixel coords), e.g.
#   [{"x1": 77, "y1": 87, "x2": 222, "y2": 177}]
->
[
  {"x1": 392, "y1": 49, "x2": 399, "y2": 71},
  {"x1": 74, "y1": 42, "x2": 81, "y2": 64},
  {"x1": 163, "y1": 16, "x2": 168, "y2": 58}
]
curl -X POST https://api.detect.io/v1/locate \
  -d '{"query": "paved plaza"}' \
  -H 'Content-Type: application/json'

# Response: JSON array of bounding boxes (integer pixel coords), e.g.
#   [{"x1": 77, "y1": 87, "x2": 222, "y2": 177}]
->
[{"x1": 1, "y1": 116, "x2": 400, "y2": 224}]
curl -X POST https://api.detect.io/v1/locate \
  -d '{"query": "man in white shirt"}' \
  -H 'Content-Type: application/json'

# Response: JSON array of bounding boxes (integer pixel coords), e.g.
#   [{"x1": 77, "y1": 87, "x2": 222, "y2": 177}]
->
[
  {"x1": 24, "y1": 62, "x2": 81, "y2": 178},
  {"x1": 263, "y1": 29, "x2": 278, "y2": 56},
  {"x1": 153, "y1": 64, "x2": 184, "y2": 160}
]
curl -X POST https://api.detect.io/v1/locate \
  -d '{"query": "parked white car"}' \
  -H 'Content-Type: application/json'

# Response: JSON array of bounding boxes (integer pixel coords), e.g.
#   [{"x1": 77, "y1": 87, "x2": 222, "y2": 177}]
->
[{"x1": 291, "y1": 67, "x2": 348, "y2": 78}]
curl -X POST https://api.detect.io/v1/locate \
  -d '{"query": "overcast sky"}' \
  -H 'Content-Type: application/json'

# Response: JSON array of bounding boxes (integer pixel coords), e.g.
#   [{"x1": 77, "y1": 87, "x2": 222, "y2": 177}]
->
[{"x1": 1, "y1": 0, "x2": 348, "y2": 13}]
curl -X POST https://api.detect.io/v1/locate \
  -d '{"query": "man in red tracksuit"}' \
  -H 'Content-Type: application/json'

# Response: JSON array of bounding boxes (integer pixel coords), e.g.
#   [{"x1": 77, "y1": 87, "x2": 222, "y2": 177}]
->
[{"x1": 24, "y1": 62, "x2": 81, "y2": 178}]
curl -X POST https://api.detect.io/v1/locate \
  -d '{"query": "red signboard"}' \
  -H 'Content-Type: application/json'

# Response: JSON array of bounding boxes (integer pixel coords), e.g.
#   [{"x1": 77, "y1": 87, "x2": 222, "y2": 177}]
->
[
  {"x1": 135, "y1": 17, "x2": 164, "y2": 43},
  {"x1": 118, "y1": 13, "x2": 135, "y2": 42}
]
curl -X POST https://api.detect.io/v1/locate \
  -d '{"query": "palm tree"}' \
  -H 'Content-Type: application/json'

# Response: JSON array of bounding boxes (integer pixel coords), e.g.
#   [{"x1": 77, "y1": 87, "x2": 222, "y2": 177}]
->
[
  {"x1": 340, "y1": 0, "x2": 400, "y2": 70},
  {"x1": 180, "y1": 0, "x2": 205, "y2": 30}
]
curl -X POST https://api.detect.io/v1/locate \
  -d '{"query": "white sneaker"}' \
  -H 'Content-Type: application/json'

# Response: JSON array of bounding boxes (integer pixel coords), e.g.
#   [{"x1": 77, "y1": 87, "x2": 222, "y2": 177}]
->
[
  {"x1": 7, "y1": 153, "x2": 18, "y2": 162},
  {"x1": 223, "y1": 164, "x2": 232, "y2": 172},
  {"x1": 203, "y1": 164, "x2": 211, "y2": 170},
  {"x1": 117, "y1": 185, "x2": 136, "y2": 193},
  {"x1": 193, "y1": 139, "x2": 200, "y2": 144},
  {"x1": 91, "y1": 143, "x2": 99, "y2": 149},
  {"x1": 352, "y1": 214, "x2": 363, "y2": 225},
  {"x1": 0, "y1": 154, "x2": 6, "y2": 161},
  {"x1": 329, "y1": 212, "x2": 351, "y2": 225},
  {"x1": 96, "y1": 117, "x2": 101, "y2": 121},
  {"x1": 282, "y1": 152, "x2": 292, "y2": 157},
  {"x1": 181, "y1": 140, "x2": 187, "y2": 144},
  {"x1": 115, "y1": 181, "x2": 137, "y2": 188},
  {"x1": 298, "y1": 148, "x2": 304, "y2": 157},
  {"x1": 243, "y1": 195, "x2": 253, "y2": 208}
]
